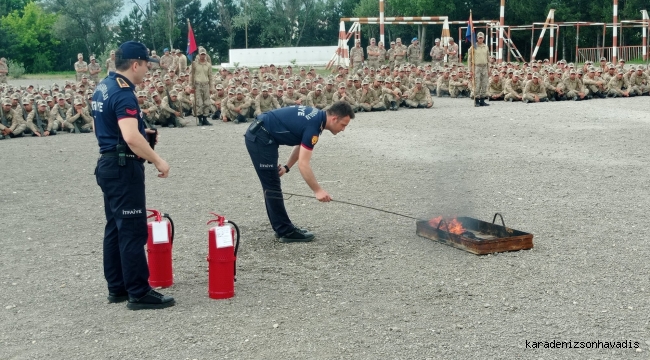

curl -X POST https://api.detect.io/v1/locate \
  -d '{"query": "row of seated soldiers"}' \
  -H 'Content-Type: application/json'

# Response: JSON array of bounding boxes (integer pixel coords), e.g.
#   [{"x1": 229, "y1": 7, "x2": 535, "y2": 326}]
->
[{"x1": 433, "y1": 58, "x2": 650, "y2": 102}]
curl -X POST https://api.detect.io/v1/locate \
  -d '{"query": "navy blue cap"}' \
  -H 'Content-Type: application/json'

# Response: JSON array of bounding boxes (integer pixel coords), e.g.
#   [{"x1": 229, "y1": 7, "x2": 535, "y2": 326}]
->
[{"x1": 119, "y1": 41, "x2": 159, "y2": 63}]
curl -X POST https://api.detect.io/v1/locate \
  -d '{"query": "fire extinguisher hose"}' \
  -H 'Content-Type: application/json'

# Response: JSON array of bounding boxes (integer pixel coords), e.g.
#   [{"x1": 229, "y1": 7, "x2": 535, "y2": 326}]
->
[
  {"x1": 226, "y1": 220, "x2": 240, "y2": 280},
  {"x1": 162, "y1": 213, "x2": 175, "y2": 244}
]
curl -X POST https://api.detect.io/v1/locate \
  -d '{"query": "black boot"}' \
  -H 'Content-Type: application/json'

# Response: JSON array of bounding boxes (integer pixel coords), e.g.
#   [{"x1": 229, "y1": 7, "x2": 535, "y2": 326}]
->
[
  {"x1": 480, "y1": 97, "x2": 489, "y2": 106},
  {"x1": 390, "y1": 101, "x2": 397, "y2": 110},
  {"x1": 202, "y1": 115, "x2": 213, "y2": 126},
  {"x1": 474, "y1": 98, "x2": 480, "y2": 107}
]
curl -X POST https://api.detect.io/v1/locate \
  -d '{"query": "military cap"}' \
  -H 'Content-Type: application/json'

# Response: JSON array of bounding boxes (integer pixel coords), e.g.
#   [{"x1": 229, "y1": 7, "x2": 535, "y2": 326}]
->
[
  {"x1": 299, "y1": 67, "x2": 306, "y2": 71},
  {"x1": 34, "y1": 95, "x2": 43, "y2": 101},
  {"x1": 77, "y1": 53, "x2": 83, "y2": 58},
  {"x1": 261, "y1": 85, "x2": 268, "y2": 91},
  {"x1": 152, "y1": 92, "x2": 160, "y2": 97},
  {"x1": 136, "y1": 91, "x2": 146, "y2": 97},
  {"x1": 415, "y1": 78, "x2": 422, "y2": 83},
  {"x1": 276, "y1": 86, "x2": 284, "y2": 91},
  {"x1": 199, "y1": 48, "x2": 207, "y2": 54},
  {"x1": 168, "y1": 90, "x2": 178, "y2": 96},
  {"x1": 555, "y1": 69, "x2": 563, "y2": 74},
  {"x1": 355, "y1": 39, "x2": 361, "y2": 43},
  {"x1": 326, "y1": 79, "x2": 334, "y2": 85},
  {"x1": 175, "y1": 49, "x2": 181, "y2": 53},
  {"x1": 361, "y1": 79, "x2": 369, "y2": 85},
  {"x1": 617, "y1": 69, "x2": 624, "y2": 75},
  {"x1": 286, "y1": 83, "x2": 294, "y2": 89},
  {"x1": 491, "y1": 70, "x2": 499, "y2": 76},
  {"x1": 450, "y1": 71, "x2": 457, "y2": 76},
  {"x1": 637, "y1": 65, "x2": 645, "y2": 70},
  {"x1": 37, "y1": 100, "x2": 47, "y2": 107},
  {"x1": 173, "y1": 84, "x2": 183, "y2": 90},
  {"x1": 251, "y1": 84, "x2": 259, "y2": 90},
  {"x1": 73, "y1": 98, "x2": 83, "y2": 106},
  {"x1": 390, "y1": 41, "x2": 395, "y2": 45},
  {"x1": 338, "y1": 82, "x2": 346, "y2": 88},
  {"x1": 310, "y1": 84, "x2": 321, "y2": 91},
  {"x1": 569, "y1": 69, "x2": 576, "y2": 75},
  {"x1": 235, "y1": 88, "x2": 244, "y2": 94},
  {"x1": 215, "y1": 84, "x2": 223, "y2": 90},
  {"x1": 588, "y1": 67, "x2": 596, "y2": 72},
  {"x1": 353, "y1": 75, "x2": 360, "y2": 81},
  {"x1": 163, "y1": 75, "x2": 171, "y2": 80},
  {"x1": 375, "y1": 76, "x2": 384, "y2": 82},
  {"x1": 1, "y1": 98, "x2": 11, "y2": 106},
  {"x1": 228, "y1": 88, "x2": 235, "y2": 94},
  {"x1": 46, "y1": 96, "x2": 54, "y2": 102},
  {"x1": 476, "y1": 32, "x2": 485, "y2": 38},
  {"x1": 384, "y1": 77, "x2": 392, "y2": 82},
  {"x1": 179, "y1": 72, "x2": 186, "y2": 77},
  {"x1": 64, "y1": 93, "x2": 72, "y2": 100},
  {"x1": 396, "y1": 38, "x2": 402, "y2": 42},
  {"x1": 576, "y1": 69, "x2": 583, "y2": 75},
  {"x1": 394, "y1": 76, "x2": 402, "y2": 82},
  {"x1": 532, "y1": 73, "x2": 540, "y2": 79},
  {"x1": 156, "y1": 82, "x2": 164, "y2": 87},
  {"x1": 82, "y1": 74, "x2": 88, "y2": 79},
  {"x1": 435, "y1": 38, "x2": 440, "y2": 43},
  {"x1": 567, "y1": 63, "x2": 574, "y2": 68}
]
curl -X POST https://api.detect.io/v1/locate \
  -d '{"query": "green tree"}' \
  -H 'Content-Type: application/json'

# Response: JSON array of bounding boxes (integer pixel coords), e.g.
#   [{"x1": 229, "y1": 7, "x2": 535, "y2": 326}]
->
[{"x1": 1, "y1": 2, "x2": 60, "y2": 72}]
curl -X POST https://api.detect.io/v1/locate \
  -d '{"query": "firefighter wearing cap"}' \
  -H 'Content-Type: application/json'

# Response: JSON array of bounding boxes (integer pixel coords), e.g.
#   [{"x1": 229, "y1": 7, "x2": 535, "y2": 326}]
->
[
  {"x1": 74, "y1": 54, "x2": 89, "y2": 82},
  {"x1": 367, "y1": 38, "x2": 380, "y2": 70},
  {"x1": 88, "y1": 56, "x2": 102, "y2": 83},
  {"x1": 405, "y1": 78, "x2": 433, "y2": 108},
  {"x1": 394, "y1": 38, "x2": 407, "y2": 65},
  {"x1": 350, "y1": 40, "x2": 364, "y2": 72},
  {"x1": 468, "y1": 32, "x2": 490, "y2": 106},
  {"x1": 106, "y1": 50, "x2": 117, "y2": 75},
  {"x1": 227, "y1": 88, "x2": 253, "y2": 123},
  {"x1": 0, "y1": 58, "x2": 8, "y2": 84},
  {"x1": 63, "y1": 98, "x2": 93, "y2": 132},
  {"x1": 607, "y1": 69, "x2": 632, "y2": 97},
  {"x1": 430, "y1": 39, "x2": 445, "y2": 68},
  {"x1": 26, "y1": 100, "x2": 54, "y2": 136},
  {"x1": 523, "y1": 73, "x2": 548, "y2": 103},
  {"x1": 91, "y1": 40, "x2": 174, "y2": 310},
  {"x1": 407, "y1": 38, "x2": 421, "y2": 66},
  {"x1": 356, "y1": 78, "x2": 384, "y2": 112},
  {"x1": 255, "y1": 85, "x2": 281, "y2": 116},
  {"x1": 0, "y1": 97, "x2": 26, "y2": 138},
  {"x1": 190, "y1": 48, "x2": 214, "y2": 126}
]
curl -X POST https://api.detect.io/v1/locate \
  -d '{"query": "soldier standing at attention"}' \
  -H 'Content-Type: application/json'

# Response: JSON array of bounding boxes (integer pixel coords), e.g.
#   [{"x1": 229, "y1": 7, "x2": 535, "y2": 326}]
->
[
  {"x1": 394, "y1": 38, "x2": 407, "y2": 66},
  {"x1": 468, "y1": 32, "x2": 489, "y2": 107},
  {"x1": 0, "y1": 58, "x2": 8, "y2": 83},
  {"x1": 350, "y1": 40, "x2": 364, "y2": 72},
  {"x1": 74, "y1": 53, "x2": 89, "y2": 82},
  {"x1": 429, "y1": 39, "x2": 445, "y2": 68},
  {"x1": 366, "y1": 38, "x2": 380, "y2": 70},
  {"x1": 149, "y1": 50, "x2": 160, "y2": 70},
  {"x1": 92, "y1": 41, "x2": 174, "y2": 310},
  {"x1": 447, "y1": 38, "x2": 459, "y2": 64},
  {"x1": 88, "y1": 56, "x2": 102, "y2": 83},
  {"x1": 378, "y1": 42, "x2": 387, "y2": 68},
  {"x1": 244, "y1": 101, "x2": 354, "y2": 242},
  {"x1": 106, "y1": 50, "x2": 117, "y2": 75},
  {"x1": 190, "y1": 48, "x2": 213, "y2": 126},
  {"x1": 407, "y1": 38, "x2": 421, "y2": 66},
  {"x1": 387, "y1": 41, "x2": 396, "y2": 69},
  {"x1": 159, "y1": 48, "x2": 174, "y2": 72}
]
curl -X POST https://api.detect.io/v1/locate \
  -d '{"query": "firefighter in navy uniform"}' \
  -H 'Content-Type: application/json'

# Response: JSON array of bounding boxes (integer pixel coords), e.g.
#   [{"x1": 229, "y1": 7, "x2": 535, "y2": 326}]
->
[
  {"x1": 92, "y1": 41, "x2": 175, "y2": 310},
  {"x1": 245, "y1": 101, "x2": 354, "y2": 243}
]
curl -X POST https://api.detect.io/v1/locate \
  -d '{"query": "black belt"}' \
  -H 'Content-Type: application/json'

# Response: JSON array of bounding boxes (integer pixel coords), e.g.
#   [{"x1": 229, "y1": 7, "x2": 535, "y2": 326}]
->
[
  {"x1": 247, "y1": 119, "x2": 271, "y2": 136},
  {"x1": 100, "y1": 152, "x2": 145, "y2": 162}
]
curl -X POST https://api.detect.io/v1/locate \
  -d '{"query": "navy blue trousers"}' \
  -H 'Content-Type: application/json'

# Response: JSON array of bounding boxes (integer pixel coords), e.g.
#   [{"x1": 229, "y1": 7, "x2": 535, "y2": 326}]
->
[
  {"x1": 95, "y1": 156, "x2": 151, "y2": 298},
  {"x1": 245, "y1": 129, "x2": 295, "y2": 236}
]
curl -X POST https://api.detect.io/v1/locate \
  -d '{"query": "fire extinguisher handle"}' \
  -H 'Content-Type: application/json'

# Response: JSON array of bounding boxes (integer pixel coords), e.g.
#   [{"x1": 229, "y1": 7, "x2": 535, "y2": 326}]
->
[{"x1": 163, "y1": 213, "x2": 175, "y2": 245}]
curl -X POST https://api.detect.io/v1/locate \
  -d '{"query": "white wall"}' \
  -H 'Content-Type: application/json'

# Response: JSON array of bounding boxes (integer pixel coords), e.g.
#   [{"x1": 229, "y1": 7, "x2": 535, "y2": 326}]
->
[{"x1": 220, "y1": 46, "x2": 340, "y2": 68}]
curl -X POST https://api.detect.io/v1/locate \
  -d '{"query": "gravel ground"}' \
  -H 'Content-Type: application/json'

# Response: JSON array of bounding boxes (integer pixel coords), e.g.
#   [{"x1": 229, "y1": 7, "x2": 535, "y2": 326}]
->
[{"x1": 1, "y1": 84, "x2": 649, "y2": 359}]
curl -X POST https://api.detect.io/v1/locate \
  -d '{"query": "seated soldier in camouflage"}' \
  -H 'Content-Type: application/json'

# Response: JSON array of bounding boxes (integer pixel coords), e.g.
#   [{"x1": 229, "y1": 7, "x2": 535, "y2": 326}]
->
[
  {"x1": 356, "y1": 78, "x2": 386, "y2": 112},
  {"x1": 63, "y1": 98, "x2": 93, "y2": 133},
  {"x1": 607, "y1": 69, "x2": 632, "y2": 98},
  {"x1": 50, "y1": 97, "x2": 70, "y2": 132},
  {"x1": 210, "y1": 84, "x2": 227, "y2": 119},
  {"x1": 382, "y1": 77, "x2": 402, "y2": 111},
  {"x1": 522, "y1": 73, "x2": 548, "y2": 103},
  {"x1": 137, "y1": 91, "x2": 158, "y2": 128},
  {"x1": 449, "y1": 72, "x2": 470, "y2": 98},
  {"x1": 628, "y1": 66, "x2": 650, "y2": 96},
  {"x1": 273, "y1": 87, "x2": 285, "y2": 108},
  {"x1": 305, "y1": 84, "x2": 327, "y2": 109},
  {"x1": 227, "y1": 88, "x2": 253, "y2": 123},
  {"x1": 504, "y1": 72, "x2": 524, "y2": 102},
  {"x1": 282, "y1": 84, "x2": 304, "y2": 106},
  {"x1": 563, "y1": 69, "x2": 587, "y2": 101},
  {"x1": 487, "y1": 71, "x2": 505, "y2": 101},
  {"x1": 0, "y1": 97, "x2": 26, "y2": 139},
  {"x1": 254, "y1": 84, "x2": 281, "y2": 116},
  {"x1": 27, "y1": 100, "x2": 55, "y2": 136},
  {"x1": 545, "y1": 70, "x2": 565, "y2": 101},
  {"x1": 436, "y1": 70, "x2": 451, "y2": 97},
  {"x1": 178, "y1": 86, "x2": 194, "y2": 116},
  {"x1": 405, "y1": 78, "x2": 433, "y2": 108},
  {"x1": 160, "y1": 90, "x2": 189, "y2": 127},
  {"x1": 332, "y1": 82, "x2": 358, "y2": 112},
  {"x1": 582, "y1": 67, "x2": 607, "y2": 99}
]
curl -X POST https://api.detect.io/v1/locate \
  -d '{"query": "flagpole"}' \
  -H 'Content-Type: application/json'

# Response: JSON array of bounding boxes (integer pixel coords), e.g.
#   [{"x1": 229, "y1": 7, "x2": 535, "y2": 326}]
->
[{"x1": 470, "y1": 10, "x2": 476, "y2": 100}]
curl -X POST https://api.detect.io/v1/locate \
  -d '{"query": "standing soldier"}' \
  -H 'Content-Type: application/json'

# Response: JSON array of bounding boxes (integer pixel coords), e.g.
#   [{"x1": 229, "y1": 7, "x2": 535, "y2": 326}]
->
[
  {"x1": 190, "y1": 48, "x2": 213, "y2": 126},
  {"x1": 394, "y1": 38, "x2": 407, "y2": 66},
  {"x1": 74, "y1": 53, "x2": 89, "y2": 82},
  {"x1": 175, "y1": 49, "x2": 188, "y2": 73},
  {"x1": 350, "y1": 40, "x2": 365, "y2": 72},
  {"x1": 407, "y1": 38, "x2": 421, "y2": 66},
  {"x1": 159, "y1": 48, "x2": 174, "y2": 72},
  {"x1": 106, "y1": 50, "x2": 117, "y2": 75},
  {"x1": 468, "y1": 32, "x2": 490, "y2": 107},
  {"x1": 366, "y1": 38, "x2": 380, "y2": 70},
  {"x1": 0, "y1": 58, "x2": 8, "y2": 84},
  {"x1": 429, "y1": 39, "x2": 445, "y2": 68},
  {"x1": 387, "y1": 41, "x2": 396, "y2": 69},
  {"x1": 447, "y1": 38, "x2": 459, "y2": 64},
  {"x1": 0, "y1": 98, "x2": 26, "y2": 139},
  {"x1": 378, "y1": 42, "x2": 387, "y2": 68},
  {"x1": 149, "y1": 50, "x2": 160, "y2": 70},
  {"x1": 88, "y1": 56, "x2": 102, "y2": 83}
]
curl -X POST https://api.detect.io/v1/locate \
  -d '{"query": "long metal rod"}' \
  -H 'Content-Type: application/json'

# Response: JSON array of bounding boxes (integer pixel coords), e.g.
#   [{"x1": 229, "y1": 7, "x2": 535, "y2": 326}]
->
[{"x1": 264, "y1": 190, "x2": 419, "y2": 220}]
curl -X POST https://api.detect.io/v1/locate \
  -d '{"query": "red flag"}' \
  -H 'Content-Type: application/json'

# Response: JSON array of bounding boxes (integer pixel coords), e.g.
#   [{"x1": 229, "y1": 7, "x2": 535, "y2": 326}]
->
[{"x1": 187, "y1": 19, "x2": 197, "y2": 58}]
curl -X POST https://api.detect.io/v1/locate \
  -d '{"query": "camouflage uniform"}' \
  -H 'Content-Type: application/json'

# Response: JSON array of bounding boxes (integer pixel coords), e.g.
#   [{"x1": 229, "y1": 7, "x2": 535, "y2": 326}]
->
[
  {"x1": 63, "y1": 99, "x2": 93, "y2": 132},
  {"x1": 0, "y1": 100, "x2": 26, "y2": 138},
  {"x1": 0, "y1": 58, "x2": 8, "y2": 84},
  {"x1": 87, "y1": 58, "x2": 101, "y2": 83},
  {"x1": 74, "y1": 56, "x2": 89, "y2": 82},
  {"x1": 350, "y1": 42, "x2": 365, "y2": 72},
  {"x1": 522, "y1": 74, "x2": 548, "y2": 103},
  {"x1": 407, "y1": 41, "x2": 421, "y2": 66},
  {"x1": 254, "y1": 87, "x2": 281, "y2": 116},
  {"x1": 429, "y1": 41, "x2": 445, "y2": 68},
  {"x1": 405, "y1": 79, "x2": 433, "y2": 108}
]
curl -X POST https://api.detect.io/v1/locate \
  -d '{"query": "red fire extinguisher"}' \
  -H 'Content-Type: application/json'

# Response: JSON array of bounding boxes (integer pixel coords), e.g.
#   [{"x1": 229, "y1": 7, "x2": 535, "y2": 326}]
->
[
  {"x1": 207, "y1": 212, "x2": 240, "y2": 299},
  {"x1": 146, "y1": 209, "x2": 175, "y2": 288}
]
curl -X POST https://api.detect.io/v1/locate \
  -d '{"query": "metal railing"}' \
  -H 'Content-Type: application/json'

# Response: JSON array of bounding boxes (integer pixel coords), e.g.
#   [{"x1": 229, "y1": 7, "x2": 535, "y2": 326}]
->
[{"x1": 578, "y1": 46, "x2": 648, "y2": 62}]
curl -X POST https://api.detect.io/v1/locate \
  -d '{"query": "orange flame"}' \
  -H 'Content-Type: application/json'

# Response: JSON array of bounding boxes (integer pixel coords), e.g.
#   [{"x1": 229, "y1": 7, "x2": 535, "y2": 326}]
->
[{"x1": 428, "y1": 216, "x2": 466, "y2": 235}]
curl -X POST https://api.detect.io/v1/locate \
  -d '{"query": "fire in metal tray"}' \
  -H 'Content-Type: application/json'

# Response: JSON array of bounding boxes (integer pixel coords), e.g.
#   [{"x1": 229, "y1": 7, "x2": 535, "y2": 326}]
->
[{"x1": 428, "y1": 216, "x2": 476, "y2": 238}]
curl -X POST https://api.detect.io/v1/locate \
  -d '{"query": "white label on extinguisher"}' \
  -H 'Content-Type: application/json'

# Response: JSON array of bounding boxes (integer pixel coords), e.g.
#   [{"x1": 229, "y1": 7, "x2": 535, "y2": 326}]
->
[
  {"x1": 214, "y1": 226, "x2": 233, "y2": 248},
  {"x1": 152, "y1": 221, "x2": 169, "y2": 244}
]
